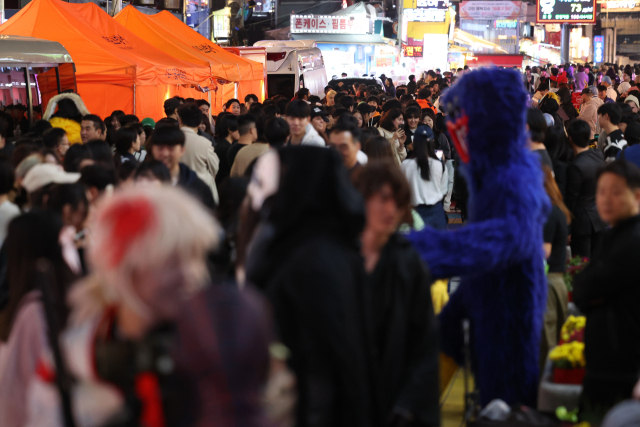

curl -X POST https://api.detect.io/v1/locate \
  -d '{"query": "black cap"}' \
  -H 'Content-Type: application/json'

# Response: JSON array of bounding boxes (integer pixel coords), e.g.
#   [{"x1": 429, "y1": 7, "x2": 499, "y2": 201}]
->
[
  {"x1": 412, "y1": 125, "x2": 435, "y2": 145},
  {"x1": 581, "y1": 88, "x2": 593, "y2": 95},
  {"x1": 164, "y1": 98, "x2": 181, "y2": 112},
  {"x1": 310, "y1": 106, "x2": 330, "y2": 123},
  {"x1": 356, "y1": 103, "x2": 374, "y2": 114}
]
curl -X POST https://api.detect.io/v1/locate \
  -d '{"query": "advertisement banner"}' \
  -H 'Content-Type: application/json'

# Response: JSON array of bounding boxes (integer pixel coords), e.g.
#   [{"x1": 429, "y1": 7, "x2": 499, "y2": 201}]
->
[
  {"x1": 459, "y1": 1, "x2": 525, "y2": 20},
  {"x1": 290, "y1": 15, "x2": 370, "y2": 34},
  {"x1": 594, "y1": 35, "x2": 604, "y2": 63},
  {"x1": 536, "y1": 0, "x2": 596, "y2": 23}
]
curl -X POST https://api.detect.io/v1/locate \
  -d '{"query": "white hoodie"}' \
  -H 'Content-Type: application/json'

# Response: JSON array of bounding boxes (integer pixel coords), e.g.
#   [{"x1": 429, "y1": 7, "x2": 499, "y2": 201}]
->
[{"x1": 301, "y1": 123, "x2": 326, "y2": 147}]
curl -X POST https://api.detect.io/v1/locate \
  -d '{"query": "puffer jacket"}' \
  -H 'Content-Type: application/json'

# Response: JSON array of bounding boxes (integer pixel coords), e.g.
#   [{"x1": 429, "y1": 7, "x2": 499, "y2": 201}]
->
[
  {"x1": 378, "y1": 127, "x2": 407, "y2": 165},
  {"x1": 301, "y1": 123, "x2": 326, "y2": 147},
  {"x1": 577, "y1": 97, "x2": 604, "y2": 139}
]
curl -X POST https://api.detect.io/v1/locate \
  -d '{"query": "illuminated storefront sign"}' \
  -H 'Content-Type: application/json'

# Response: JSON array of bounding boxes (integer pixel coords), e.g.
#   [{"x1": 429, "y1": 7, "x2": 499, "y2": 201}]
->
[
  {"x1": 402, "y1": 45, "x2": 424, "y2": 57},
  {"x1": 404, "y1": 0, "x2": 450, "y2": 22},
  {"x1": 594, "y1": 35, "x2": 604, "y2": 63},
  {"x1": 495, "y1": 19, "x2": 518, "y2": 28},
  {"x1": 403, "y1": 7, "x2": 447, "y2": 21},
  {"x1": 601, "y1": 0, "x2": 638, "y2": 8},
  {"x1": 536, "y1": 0, "x2": 596, "y2": 23},
  {"x1": 290, "y1": 15, "x2": 370, "y2": 34},
  {"x1": 460, "y1": 1, "x2": 525, "y2": 19}
]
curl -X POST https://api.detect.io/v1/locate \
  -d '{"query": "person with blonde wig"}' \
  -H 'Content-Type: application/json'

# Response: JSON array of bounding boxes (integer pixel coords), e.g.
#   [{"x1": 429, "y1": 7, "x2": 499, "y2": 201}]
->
[{"x1": 25, "y1": 185, "x2": 220, "y2": 427}]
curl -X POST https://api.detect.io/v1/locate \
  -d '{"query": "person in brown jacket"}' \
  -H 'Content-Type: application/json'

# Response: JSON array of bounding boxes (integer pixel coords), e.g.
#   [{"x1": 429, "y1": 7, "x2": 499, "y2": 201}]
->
[{"x1": 577, "y1": 87, "x2": 604, "y2": 139}]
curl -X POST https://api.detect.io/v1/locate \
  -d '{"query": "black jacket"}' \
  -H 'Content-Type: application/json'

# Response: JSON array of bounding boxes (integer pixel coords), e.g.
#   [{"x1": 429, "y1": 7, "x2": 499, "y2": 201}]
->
[
  {"x1": 574, "y1": 215, "x2": 640, "y2": 408},
  {"x1": 407, "y1": 81, "x2": 416, "y2": 95},
  {"x1": 214, "y1": 138, "x2": 232, "y2": 188},
  {"x1": 565, "y1": 149, "x2": 606, "y2": 236},
  {"x1": 364, "y1": 233, "x2": 440, "y2": 426},
  {"x1": 178, "y1": 163, "x2": 215, "y2": 210}
]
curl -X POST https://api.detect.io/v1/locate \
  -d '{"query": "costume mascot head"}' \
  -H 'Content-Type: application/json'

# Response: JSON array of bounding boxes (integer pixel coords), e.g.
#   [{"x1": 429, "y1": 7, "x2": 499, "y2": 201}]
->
[{"x1": 407, "y1": 67, "x2": 550, "y2": 407}]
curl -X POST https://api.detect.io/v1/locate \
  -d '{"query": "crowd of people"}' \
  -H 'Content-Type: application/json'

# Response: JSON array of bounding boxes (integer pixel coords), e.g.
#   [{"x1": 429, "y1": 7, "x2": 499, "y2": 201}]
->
[{"x1": 0, "y1": 61, "x2": 636, "y2": 427}]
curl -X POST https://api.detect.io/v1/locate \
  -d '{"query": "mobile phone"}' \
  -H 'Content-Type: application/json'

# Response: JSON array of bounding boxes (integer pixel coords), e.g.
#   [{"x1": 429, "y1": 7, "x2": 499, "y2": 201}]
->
[{"x1": 436, "y1": 150, "x2": 444, "y2": 160}]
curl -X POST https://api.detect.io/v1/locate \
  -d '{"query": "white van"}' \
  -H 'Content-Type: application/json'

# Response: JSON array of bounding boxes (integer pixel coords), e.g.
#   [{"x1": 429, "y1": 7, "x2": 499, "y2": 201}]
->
[{"x1": 254, "y1": 40, "x2": 328, "y2": 100}]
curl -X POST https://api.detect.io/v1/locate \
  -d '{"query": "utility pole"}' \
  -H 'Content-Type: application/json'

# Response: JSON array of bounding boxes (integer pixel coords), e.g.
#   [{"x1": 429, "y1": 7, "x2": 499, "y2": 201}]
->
[
  {"x1": 560, "y1": 23, "x2": 570, "y2": 63},
  {"x1": 397, "y1": 0, "x2": 403, "y2": 61}
]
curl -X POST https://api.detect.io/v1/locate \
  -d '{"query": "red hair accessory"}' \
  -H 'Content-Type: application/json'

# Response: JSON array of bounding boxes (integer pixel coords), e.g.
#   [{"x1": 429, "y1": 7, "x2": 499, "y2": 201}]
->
[
  {"x1": 105, "y1": 198, "x2": 156, "y2": 268},
  {"x1": 447, "y1": 114, "x2": 470, "y2": 163}
]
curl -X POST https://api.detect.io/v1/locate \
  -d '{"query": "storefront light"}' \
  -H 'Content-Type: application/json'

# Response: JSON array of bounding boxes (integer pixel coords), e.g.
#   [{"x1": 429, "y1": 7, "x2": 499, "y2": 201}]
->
[
  {"x1": 349, "y1": 46, "x2": 356, "y2": 52},
  {"x1": 365, "y1": 46, "x2": 372, "y2": 53}
]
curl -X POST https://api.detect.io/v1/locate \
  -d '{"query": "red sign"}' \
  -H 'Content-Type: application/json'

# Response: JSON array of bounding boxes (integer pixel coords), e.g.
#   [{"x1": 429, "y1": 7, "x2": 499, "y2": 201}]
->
[
  {"x1": 402, "y1": 45, "x2": 423, "y2": 57},
  {"x1": 290, "y1": 15, "x2": 369, "y2": 34},
  {"x1": 572, "y1": 92, "x2": 583, "y2": 111}
]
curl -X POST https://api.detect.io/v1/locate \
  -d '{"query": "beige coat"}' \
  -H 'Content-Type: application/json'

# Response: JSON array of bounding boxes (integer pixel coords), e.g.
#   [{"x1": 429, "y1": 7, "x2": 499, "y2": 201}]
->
[
  {"x1": 577, "y1": 97, "x2": 603, "y2": 139},
  {"x1": 180, "y1": 127, "x2": 220, "y2": 203},
  {"x1": 377, "y1": 127, "x2": 407, "y2": 165}
]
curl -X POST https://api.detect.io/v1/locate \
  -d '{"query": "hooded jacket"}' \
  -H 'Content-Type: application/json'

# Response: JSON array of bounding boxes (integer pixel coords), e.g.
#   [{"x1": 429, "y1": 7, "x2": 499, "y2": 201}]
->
[
  {"x1": 578, "y1": 96, "x2": 604, "y2": 138},
  {"x1": 300, "y1": 123, "x2": 326, "y2": 147},
  {"x1": 246, "y1": 147, "x2": 373, "y2": 427}
]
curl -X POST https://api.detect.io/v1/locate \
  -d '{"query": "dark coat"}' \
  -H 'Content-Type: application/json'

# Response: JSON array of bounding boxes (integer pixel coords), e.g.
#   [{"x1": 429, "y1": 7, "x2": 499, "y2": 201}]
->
[
  {"x1": 247, "y1": 146, "x2": 373, "y2": 427},
  {"x1": 364, "y1": 233, "x2": 440, "y2": 426},
  {"x1": 573, "y1": 215, "x2": 640, "y2": 421},
  {"x1": 565, "y1": 149, "x2": 606, "y2": 236},
  {"x1": 178, "y1": 163, "x2": 215, "y2": 210},
  {"x1": 173, "y1": 285, "x2": 272, "y2": 427},
  {"x1": 214, "y1": 138, "x2": 232, "y2": 188}
]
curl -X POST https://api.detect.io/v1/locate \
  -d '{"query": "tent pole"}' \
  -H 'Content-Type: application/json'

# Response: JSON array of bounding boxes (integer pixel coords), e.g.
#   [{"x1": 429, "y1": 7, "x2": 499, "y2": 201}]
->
[
  {"x1": 207, "y1": 91, "x2": 212, "y2": 120},
  {"x1": 133, "y1": 84, "x2": 136, "y2": 115},
  {"x1": 23, "y1": 67, "x2": 33, "y2": 127},
  {"x1": 234, "y1": 82, "x2": 238, "y2": 99}
]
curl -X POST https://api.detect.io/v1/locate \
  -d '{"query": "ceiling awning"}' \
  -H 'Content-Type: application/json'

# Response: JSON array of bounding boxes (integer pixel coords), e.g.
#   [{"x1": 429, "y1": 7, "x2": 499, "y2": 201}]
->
[{"x1": 453, "y1": 28, "x2": 507, "y2": 53}]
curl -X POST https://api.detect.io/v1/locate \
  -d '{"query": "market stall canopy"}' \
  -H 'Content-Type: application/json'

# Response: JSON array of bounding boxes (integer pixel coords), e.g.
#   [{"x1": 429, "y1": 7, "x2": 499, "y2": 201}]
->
[
  {"x1": 0, "y1": 0, "x2": 213, "y2": 118},
  {"x1": 453, "y1": 28, "x2": 507, "y2": 53},
  {"x1": 146, "y1": 10, "x2": 263, "y2": 83},
  {"x1": 0, "y1": 35, "x2": 73, "y2": 66},
  {"x1": 116, "y1": 6, "x2": 254, "y2": 84}
]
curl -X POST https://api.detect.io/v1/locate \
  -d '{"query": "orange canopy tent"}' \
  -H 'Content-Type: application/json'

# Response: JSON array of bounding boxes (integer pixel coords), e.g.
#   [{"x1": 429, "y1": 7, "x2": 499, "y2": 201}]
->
[
  {"x1": 146, "y1": 10, "x2": 265, "y2": 104},
  {"x1": 0, "y1": 0, "x2": 213, "y2": 119}
]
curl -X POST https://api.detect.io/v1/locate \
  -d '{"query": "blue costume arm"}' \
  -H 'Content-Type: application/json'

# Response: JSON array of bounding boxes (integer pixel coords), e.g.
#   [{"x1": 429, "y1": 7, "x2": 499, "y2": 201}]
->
[{"x1": 407, "y1": 218, "x2": 537, "y2": 279}]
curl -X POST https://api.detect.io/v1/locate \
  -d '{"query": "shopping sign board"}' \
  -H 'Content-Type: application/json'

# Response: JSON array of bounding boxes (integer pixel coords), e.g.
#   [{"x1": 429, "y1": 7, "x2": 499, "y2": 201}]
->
[
  {"x1": 290, "y1": 15, "x2": 370, "y2": 34},
  {"x1": 459, "y1": 1, "x2": 525, "y2": 19},
  {"x1": 593, "y1": 35, "x2": 604, "y2": 63},
  {"x1": 403, "y1": 7, "x2": 447, "y2": 21},
  {"x1": 404, "y1": 0, "x2": 450, "y2": 22},
  {"x1": 536, "y1": 0, "x2": 596, "y2": 23},
  {"x1": 402, "y1": 45, "x2": 423, "y2": 57}
]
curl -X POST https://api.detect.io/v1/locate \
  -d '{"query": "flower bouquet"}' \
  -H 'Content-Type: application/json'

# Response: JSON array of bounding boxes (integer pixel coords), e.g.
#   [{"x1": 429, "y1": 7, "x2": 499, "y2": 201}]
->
[
  {"x1": 563, "y1": 256, "x2": 589, "y2": 300},
  {"x1": 549, "y1": 316, "x2": 587, "y2": 385}
]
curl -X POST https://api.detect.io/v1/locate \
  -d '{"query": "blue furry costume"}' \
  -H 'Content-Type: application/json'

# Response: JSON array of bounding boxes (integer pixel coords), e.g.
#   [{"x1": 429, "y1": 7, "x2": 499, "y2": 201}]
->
[{"x1": 408, "y1": 68, "x2": 550, "y2": 407}]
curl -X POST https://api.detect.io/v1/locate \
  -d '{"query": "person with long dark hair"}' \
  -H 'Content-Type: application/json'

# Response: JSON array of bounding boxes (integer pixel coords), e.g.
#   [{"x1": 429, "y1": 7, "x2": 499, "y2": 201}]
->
[
  {"x1": 540, "y1": 165, "x2": 571, "y2": 371},
  {"x1": 113, "y1": 127, "x2": 141, "y2": 166},
  {"x1": 400, "y1": 126, "x2": 448, "y2": 230},
  {"x1": 0, "y1": 211, "x2": 76, "y2": 427},
  {"x1": 384, "y1": 78, "x2": 396, "y2": 98},
  {"x1": 214, "y1": 113, "x2": 239, "y2": 188},
  {"x1": 378, "y1": 108, "x2": 407, "y2": 165},
  {"x1": 557, "y1": 86, "x2": 579, "y2": 121},
  {"x1": 404, "y1": 106, "x2": 421, "y2": 159}
]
